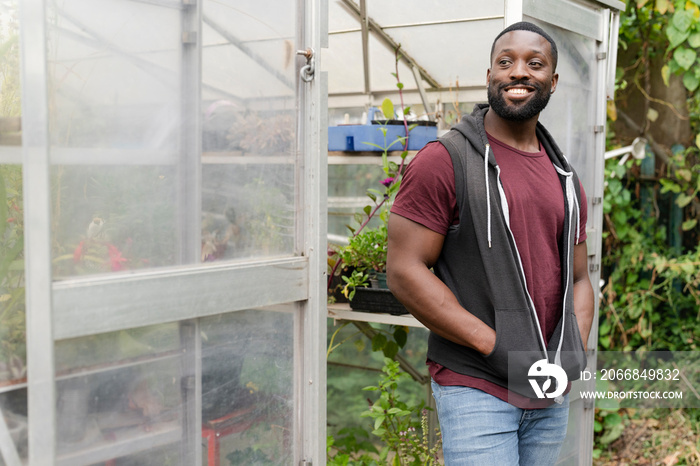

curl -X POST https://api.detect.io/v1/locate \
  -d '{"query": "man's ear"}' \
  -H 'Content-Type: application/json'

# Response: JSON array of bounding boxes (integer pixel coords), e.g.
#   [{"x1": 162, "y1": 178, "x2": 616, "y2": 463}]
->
[
  {"x1": 551, "y1": 73, "x2": 559, "y2": 93},
  {"x1": 486, "y1": 68, "x2": 491, "y2": 87}
]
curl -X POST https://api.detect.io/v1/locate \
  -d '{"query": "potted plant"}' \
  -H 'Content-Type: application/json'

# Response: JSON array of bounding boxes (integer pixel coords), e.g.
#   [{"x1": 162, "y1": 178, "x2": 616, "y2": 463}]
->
[{"x1": 336, "y1": 222, "x2": 408, "y2": 315}]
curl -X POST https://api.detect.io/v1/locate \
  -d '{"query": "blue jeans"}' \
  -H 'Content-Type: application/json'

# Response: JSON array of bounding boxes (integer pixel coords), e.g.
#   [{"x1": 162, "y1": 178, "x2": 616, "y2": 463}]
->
[{"x1": 431, "y1": 381, "x2": 569, "y2": 465}]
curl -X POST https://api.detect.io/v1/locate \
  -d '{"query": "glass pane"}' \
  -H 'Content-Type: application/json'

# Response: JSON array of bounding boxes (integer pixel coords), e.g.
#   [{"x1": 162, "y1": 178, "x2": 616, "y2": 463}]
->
[
  {"x1": 54, "y1": 324, "x2": 186, "y2": 464},
  {"x1": 0, "y1": 3, "x2": 27, "y2": 463},
  {"x1": 46, "y1": 0, "x2": 184, "y2": 279},
  {"x1": 533, "y1": 19, "x2": 598, "y2": 200},
  {"x1": 328, "y1": 163, "x2": 387, "y2": 238},
  {"x1": 201, "y1": 309, "x2": 294, "y2": 465},
  {"x1": 201, "y1": 0, "x2": 297, "y2": 262}
]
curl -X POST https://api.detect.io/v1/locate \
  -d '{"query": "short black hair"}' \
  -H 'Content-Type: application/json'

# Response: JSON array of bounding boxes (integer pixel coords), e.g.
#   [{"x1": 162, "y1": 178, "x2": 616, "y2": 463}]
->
[{"x1": 490, "y1": 21, "x2": 558, "y2": 71}]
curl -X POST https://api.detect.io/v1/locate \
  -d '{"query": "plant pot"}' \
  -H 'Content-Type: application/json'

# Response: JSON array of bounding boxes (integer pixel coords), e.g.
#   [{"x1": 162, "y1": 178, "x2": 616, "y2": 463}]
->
[
  {"x1": 349, "y1": 287, "x2": 409, "y2": 315},
  {"x1": 369, "y1": 271, "x2": 388, "y2": 289}
]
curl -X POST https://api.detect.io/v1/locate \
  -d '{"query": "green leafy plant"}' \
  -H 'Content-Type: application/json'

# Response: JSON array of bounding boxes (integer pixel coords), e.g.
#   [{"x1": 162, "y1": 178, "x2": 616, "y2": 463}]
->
[
  {"x1": 327, "y1": 358, "x2": 441, "y2": 466},
  {"x1": 360, "y1": 358, "x2": 441, "y2": 465},
  {"x1": 0, "y1": 164, "x2": 25, "y2": 383}
]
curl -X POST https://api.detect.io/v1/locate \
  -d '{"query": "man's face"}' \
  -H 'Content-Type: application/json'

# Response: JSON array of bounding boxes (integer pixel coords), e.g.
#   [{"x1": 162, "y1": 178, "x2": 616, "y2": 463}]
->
[{"x1": 487, "y1": 30, "x2": 558, "y2": 121}]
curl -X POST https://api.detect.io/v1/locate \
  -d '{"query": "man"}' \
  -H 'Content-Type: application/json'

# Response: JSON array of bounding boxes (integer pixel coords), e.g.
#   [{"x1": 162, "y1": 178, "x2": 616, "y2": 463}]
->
[{"x1": 386, "y1": 22, "x2": 595, "y2": 465}]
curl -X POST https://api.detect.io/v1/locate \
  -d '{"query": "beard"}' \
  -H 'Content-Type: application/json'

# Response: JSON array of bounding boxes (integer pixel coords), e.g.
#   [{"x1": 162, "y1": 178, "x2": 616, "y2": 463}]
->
[{"x1": 487, "y1": 80, "x2": 551, "y2": 121}]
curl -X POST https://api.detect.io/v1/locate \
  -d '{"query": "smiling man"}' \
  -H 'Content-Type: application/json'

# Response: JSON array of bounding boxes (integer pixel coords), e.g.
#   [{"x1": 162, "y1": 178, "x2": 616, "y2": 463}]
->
[{"x1": 386, "y1": 22, "x2": 594, "y2": 465}]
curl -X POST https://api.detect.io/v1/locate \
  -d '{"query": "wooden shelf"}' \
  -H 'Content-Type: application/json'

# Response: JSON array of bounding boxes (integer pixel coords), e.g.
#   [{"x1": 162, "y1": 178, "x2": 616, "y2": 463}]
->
[
  {"x1": 328, "y1": 303, "x2": 424, "y2": 328},
  {"x1": 328, "y1": 151, "x2": 417, "y2": 165}
]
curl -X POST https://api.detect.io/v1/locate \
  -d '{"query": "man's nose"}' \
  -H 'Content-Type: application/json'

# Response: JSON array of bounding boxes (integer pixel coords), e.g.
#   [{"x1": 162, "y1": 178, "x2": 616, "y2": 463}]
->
[{"x1": 509, "y1": 60, "x2": 530, "y2": 80}]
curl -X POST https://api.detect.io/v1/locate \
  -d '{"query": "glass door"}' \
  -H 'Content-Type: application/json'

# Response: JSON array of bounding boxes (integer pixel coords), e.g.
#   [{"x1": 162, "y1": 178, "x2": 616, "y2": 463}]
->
[{"x1": 5, "y1": 0, "x2": 326, "y2": 464}]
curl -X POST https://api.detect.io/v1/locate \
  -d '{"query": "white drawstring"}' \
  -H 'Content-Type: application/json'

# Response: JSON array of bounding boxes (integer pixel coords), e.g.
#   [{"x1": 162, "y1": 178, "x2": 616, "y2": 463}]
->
[{"x1": 484, "y1": 144, "x2": 492, "y2": 248}]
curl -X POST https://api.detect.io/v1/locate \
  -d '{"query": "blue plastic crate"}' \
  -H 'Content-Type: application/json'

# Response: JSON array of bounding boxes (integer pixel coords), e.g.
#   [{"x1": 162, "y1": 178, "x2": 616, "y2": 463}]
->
[{"x1": 328, "y1": 123, "x2": 437, "y2": 152}]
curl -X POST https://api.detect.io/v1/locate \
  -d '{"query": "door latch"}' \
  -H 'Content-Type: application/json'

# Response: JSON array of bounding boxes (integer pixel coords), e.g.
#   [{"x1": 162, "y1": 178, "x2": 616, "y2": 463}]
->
[{"x1": 297, "y1": 48, "x2": 315, "y2": 83}]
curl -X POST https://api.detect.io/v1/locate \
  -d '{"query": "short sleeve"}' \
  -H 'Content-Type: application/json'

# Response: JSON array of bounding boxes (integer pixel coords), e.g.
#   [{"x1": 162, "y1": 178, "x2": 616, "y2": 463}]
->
[
  {"x1": 391, "y1": 141, "x2": 458, "y2": 235},
  {"x1": 577, "y1": 180, "x2": 588, "y2": 244}
]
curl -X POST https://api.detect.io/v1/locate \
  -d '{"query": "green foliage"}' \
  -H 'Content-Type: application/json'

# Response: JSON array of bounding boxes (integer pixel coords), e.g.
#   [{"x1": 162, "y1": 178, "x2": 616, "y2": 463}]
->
[
  {"x1": 0, "y1": 165, "x2": 25, "y2": 383},
  {"x1": 627, "y1": 0, "x2": 700, "y2": 92},
  {"x1": 328, "y1": 358, "x2": 442, "y2": 465},
  {"x1": 600, "y1": 157, "x2": 700, "y2": 353}
]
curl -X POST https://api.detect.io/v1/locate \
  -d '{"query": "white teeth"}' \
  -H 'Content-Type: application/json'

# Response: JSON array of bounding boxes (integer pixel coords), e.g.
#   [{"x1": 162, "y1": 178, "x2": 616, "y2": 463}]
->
[{"x1": 507, "y1": 88, "x2": 529, "y2": 95}]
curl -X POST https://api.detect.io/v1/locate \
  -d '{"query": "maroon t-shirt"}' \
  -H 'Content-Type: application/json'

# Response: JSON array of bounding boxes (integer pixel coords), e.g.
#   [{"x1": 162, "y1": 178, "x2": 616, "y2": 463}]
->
[{"x1": 391, "y1": 135, "x2": 587, "y2": 409}]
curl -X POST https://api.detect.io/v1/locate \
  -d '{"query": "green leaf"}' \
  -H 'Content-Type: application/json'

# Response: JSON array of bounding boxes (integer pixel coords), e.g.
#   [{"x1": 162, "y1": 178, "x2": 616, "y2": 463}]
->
[
  {"x1": 382, "y1": 341, "x2": 399, "y2": 359},
  {"x1": 381, "y1": 98, "x2": 394, "y2": 121},
  {"x1": 363, "y1": 205, "x2": 372, "y2": 216},
  {"x1": 361, "y1": 142, "x2": 386, "y2": 150},
  {"x1": 676, "y1": 168, "x2": 693, "y2": 181},
  {"x1": 655, "y1": 0, "x2": 669, "y2": 14},
  {"x1": 661, "y1": 64, "x2": 671, "y2": 86},
  {"x1": 393, "y1": 327, "x2": 408, "y2": 348},
  {"x1": 689, "y1": 32, "x2": 700, "y2": 48},
  {"x1": 696, "y1": 133, "x2": 700, "y2": 149},
  {"x1": 667, "y1": 25, "x2": 690, "y2": 48},
  {"x1": 672, "y1": 9, "x2": 693, "y2": 32},
  {"x1": 374, "y1": 415, "x2": 385, "y2": 431},
  {"x1": 673, "y1": 47, "x2": 697, "y2": 70},
  {"x1": 354, "y1": 212, "x2": 364, "y2": 225},
  {"x1": 604, "y1": 412, "x2": 622, "y2": 427},
  {"x1": 682, "y1": 218, "x2": 697, "y2": 231},
  {"x1": 396, "y1": 82, "x2": 404, "y2": 90},
  {"x1": 683, "y1": 71, "x2": 700, "y2": 91},
  {"x1": 676, "y1": 193, "x2": 694, "y2": 208},
  {"x1": 659, "y1": 178, "x2": 682, "y2": 193},
  {"x1": 354, "y1": 338, "x2": 365, "y2": 352},
  {"x1": 371, "y1": 334, "x2": 387, "y2": 352},
  {"x1": 600, "y1": 422, "x2": 625, "y2": 445}
]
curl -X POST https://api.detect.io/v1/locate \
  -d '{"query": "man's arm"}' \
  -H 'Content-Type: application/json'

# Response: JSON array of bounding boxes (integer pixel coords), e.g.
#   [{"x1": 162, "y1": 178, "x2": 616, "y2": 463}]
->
[
  {"x1": 386, "y1": 213, "x2": 496, "y2": 355},
  {"x1": 573, "y1": 241, "x2": 595, "y2": 351}
]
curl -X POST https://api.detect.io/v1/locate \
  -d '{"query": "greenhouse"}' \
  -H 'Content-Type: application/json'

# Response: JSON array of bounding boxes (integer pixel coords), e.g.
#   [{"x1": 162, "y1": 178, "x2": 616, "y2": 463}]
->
[{"x1": 0, "y1": 0, "x2": 626, "y2": 464}]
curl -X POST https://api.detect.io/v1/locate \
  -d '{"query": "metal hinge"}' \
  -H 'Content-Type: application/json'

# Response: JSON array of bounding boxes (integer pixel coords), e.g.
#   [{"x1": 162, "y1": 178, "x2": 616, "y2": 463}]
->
[
  {"x1": 297, "y1": 48, "x2": 315, "y2": 83},
  {"x1": 592, "y1": 197, "x2": 602, "y2": 205},
  {"x1": 589, "y1": 263, "x2": 600, "y2": 273},
  {"x1": 299, "y1": 460, "x2": 312, "y2": 466},
  {"x1": 593, "y1": 125, "x2": 605, "y2": 133},
  {"x1": 597, "y1": 52, "x2": 607, "y2": 60},
  {"x1": 584, "y1": 397, "x2": 595, "y2": 410}
]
